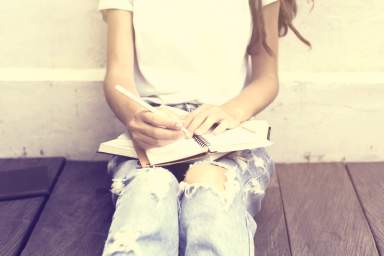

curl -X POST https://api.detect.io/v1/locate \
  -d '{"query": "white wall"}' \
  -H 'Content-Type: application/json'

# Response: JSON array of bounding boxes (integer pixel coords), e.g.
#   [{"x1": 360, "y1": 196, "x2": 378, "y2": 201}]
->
[{"x1": 0, "y1": 0, "x2": 383, "y2": 162}]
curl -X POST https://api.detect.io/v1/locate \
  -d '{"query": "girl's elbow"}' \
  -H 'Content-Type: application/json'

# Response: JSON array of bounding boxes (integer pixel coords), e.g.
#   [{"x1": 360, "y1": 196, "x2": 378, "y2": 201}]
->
[
  {"x1": 274, "y1": 78, "x2": 280, "y2": 96},
  {"x1": 270, "y1": 76, "x2": 280, "y2": 102}
]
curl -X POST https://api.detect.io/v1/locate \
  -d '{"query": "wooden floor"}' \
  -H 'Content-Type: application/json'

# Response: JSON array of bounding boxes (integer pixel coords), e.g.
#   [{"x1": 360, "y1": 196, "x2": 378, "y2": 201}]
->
[{"x1": 0, "y1": 158, "x2": 383, "y2": 256}]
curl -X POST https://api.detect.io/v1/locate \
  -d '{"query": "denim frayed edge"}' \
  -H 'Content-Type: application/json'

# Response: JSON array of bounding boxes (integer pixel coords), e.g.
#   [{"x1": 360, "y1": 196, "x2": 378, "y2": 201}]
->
[
  {"x1": 111, "y1": 166, "x2": 176, "y2": 208},
  {"x1": 105, "y1": 167, "x2": 178, "y2": 256},
  {"x1": 102, "y1": 228, "x2": 143, "y2": 256},
  {"x1": 178, "y1": 159, "x2": 242, "y2": 211},
  {"x1": 227, "y1": 149, "x2": 273, "y2": 193}
]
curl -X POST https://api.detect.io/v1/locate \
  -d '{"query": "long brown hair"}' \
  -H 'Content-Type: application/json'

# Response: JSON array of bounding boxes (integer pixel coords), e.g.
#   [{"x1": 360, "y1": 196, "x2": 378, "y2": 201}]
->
[{"x1": 247, "y1": 0, "x2": 312, "y2": 55}]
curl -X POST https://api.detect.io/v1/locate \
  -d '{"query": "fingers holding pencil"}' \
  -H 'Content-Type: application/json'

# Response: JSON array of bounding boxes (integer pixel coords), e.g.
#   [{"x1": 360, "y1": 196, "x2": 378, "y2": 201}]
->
[
  {"x1": 141, "y1": 107, "x2": 182, "y2": 130},
  {"x1": 115, "y1": 84, "x2": 192, "y2": 138},
  {"x1": 115, "y1": 84, "x2": 193, "y2": 150},
  {"x1": 127, "y1": 108, "x2": 186, "y2": 150}
]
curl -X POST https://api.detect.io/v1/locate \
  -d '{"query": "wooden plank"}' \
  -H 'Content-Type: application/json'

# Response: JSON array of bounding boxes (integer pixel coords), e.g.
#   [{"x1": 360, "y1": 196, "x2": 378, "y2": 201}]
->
[
  {"x1": 0, "y1": 157, "x2": 65, "y2": 194},
  {"x1": 21, "y1": 161, "x2": 114, "y2": 256},
  {"x1": 0, "y1": 198, "x2": 45, "y2": 256},
  {"x1": 277, "y1": 163, "x2": 379, "y2": 256},
  {"x1": 0, "y1": 157, "x2": 65, "y2": 256},
  {"x1": 254, "y1": 168, "x2": 291, "y2": 256},
  {"x1": 347, "y1": 162, "x2": 384, "y2": 255}
]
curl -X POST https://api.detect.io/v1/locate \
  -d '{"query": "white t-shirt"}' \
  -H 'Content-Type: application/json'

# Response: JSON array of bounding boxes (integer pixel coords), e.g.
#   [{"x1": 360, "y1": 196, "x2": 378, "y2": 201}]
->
[{"x1": 98, "y1": 0, "x2": 278, "y2": 105}]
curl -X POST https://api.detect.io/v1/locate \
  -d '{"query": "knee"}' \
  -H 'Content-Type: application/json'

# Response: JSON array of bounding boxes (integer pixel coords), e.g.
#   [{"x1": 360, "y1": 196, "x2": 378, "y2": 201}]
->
[
  {"x1": 118, "y1": 166, "x2": 179, "y2": 200},
  {"x1": 180, "y1": 161, "x2": 243, "y2": 212},
  {"x1": 138, "y1": 166, "x2": 179, "y2": 189},
  {"x1": 140, "y1": 166, "x2": 177, "y2": 182},
  {"x1": 183, "y1": 161, "x2": 228, "y2": 191}
]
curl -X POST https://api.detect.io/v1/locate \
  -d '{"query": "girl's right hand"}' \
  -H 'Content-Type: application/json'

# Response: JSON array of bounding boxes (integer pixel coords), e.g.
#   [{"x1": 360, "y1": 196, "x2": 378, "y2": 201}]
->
[{"x1": 126, "y1": 107, "x2": 186, "y2": 150}]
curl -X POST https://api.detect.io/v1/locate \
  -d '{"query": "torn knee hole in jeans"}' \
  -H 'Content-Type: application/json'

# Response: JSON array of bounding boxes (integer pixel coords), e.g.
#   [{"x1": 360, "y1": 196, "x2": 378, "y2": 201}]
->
[
  {"x1": 179, "y1": 160, "x2": 241, "y2": 210},
  {"x1": 103, "y1": 229, "x2": 142, "y2": 256}
]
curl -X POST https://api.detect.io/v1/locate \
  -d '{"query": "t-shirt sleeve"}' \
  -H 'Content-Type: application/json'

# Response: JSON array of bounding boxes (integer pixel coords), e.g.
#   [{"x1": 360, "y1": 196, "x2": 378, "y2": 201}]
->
[
  {"x1": 98, "y1": 0, "x2": 133, "y2": 21},
  {"x1": 262, "y1": 0, "x2": 279, "y2": 7}
]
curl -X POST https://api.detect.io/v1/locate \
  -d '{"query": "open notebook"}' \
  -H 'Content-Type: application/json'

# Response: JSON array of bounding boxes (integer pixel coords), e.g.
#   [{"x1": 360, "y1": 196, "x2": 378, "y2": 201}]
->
[
  {"x1": 97, "y1": 106, "x2": 272, "y2": 167},
  {"x1": 98, "y1": 121, "x2": 272, "y2": 168}
]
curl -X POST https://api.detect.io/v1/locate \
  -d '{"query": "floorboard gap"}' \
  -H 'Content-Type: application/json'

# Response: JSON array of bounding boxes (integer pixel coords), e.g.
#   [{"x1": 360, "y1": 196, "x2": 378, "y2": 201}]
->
[
  {"x1": 16, "y1": 159, "x2": 66, "y2": 256},
  {"x1": 345, "y1": 163, "x2": 381, "y2": 256},
  {"x1": 276, "y1": 166, "x2": 293, "y2": 256}
]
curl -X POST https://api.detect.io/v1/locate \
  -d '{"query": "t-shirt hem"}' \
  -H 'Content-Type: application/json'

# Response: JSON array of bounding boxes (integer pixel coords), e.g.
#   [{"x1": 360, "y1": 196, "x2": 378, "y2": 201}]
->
[
  {"x1": 262, "y1": 0, "x2": 279, "y2": 7},
  {"x1": 97, "y1": 0, "x2": 133, "y2": 12}
]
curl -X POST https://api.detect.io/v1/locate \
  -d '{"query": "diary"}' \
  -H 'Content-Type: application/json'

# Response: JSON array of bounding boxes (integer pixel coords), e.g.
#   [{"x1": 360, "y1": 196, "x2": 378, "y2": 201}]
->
[{"x1": 98, "y1": 106, "x2": 272, "y2": 167}]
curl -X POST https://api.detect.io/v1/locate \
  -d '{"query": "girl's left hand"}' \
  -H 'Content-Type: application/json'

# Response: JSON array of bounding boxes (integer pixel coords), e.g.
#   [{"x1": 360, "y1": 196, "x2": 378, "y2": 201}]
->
[{"x1": 182, "y1": 104, "x2": 241, "y2": 135}]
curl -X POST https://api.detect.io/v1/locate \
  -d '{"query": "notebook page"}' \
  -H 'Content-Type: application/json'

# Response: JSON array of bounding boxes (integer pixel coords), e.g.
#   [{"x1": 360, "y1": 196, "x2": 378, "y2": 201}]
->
[
  {"x1": 146, "y1": 137, "x2": 207, "y2": 165},
  {"x1": 98, "y1": 133, "x2": 137, "y2": 157},
  {"x1": 203, "y1": 120, "x2": 272, "y2": 152}
]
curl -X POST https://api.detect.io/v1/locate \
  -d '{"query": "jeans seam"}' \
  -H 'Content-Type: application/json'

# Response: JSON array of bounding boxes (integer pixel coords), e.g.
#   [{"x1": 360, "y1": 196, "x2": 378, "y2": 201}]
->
[{"x1": 245, "y1": 214, "x2": 255, "y2": 256}]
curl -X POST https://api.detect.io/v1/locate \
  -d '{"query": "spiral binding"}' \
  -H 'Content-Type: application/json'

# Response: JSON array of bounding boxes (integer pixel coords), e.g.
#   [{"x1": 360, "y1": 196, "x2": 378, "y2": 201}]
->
[{"x1": 193, "y1": 134, "x2": 210, "y2": 148}]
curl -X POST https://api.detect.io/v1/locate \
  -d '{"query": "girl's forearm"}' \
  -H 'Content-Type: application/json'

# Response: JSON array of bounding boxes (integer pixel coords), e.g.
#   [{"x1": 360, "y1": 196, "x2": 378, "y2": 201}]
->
[
  {"x1": 221, "y1": 77, "x2": 279, "y2": 123},
  {"x1": 103, "y1": 70, "x2": 145, "y2": 127}
]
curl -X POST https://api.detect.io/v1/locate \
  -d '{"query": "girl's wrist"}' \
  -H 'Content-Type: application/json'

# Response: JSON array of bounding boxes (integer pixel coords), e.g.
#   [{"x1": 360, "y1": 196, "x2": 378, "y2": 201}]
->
[{"x1": 221, "y1": 102, "x2": 251, "y2": 123}]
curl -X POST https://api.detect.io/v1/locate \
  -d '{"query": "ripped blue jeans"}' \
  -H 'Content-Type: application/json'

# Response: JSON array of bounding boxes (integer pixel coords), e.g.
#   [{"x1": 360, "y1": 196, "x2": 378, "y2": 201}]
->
[{"x1": 102, "y1": 102, "x2": 275, "y2": 256}]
